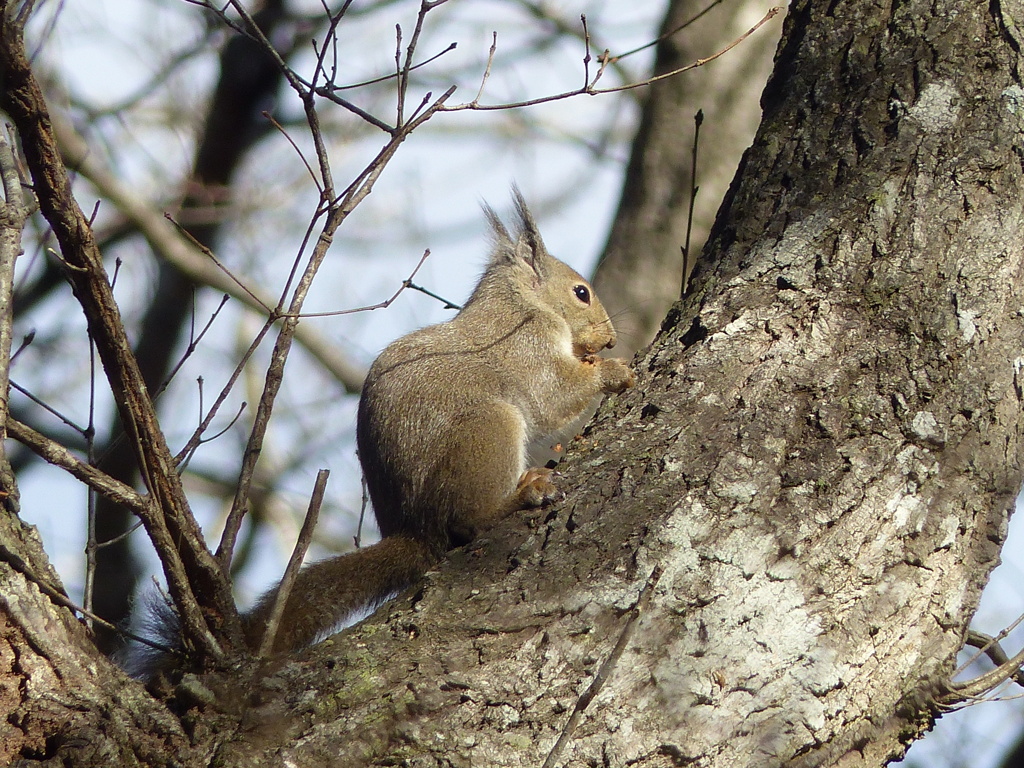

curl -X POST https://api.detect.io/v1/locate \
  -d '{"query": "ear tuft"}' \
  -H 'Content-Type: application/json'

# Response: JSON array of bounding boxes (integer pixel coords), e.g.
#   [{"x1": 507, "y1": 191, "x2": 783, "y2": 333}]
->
[
  {"x1": 511, "y1": 184, "x2": 546, "y2": 261},
  {"x1": 483, "y1": 202, "x2": 512, "y2": 246},
  {"x1": 482, "y1": 200, "x2": 518, "y2": 267},
  {"x1": 481, "y1": 187, "x2": 550, "y2": 285}
]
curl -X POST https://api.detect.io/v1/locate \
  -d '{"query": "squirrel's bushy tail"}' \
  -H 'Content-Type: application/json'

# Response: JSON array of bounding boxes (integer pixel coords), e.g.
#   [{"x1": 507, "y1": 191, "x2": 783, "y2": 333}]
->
[
  {"x1": 114, "y1": 590, "x2": 185, "y2": 680},
  {"x1": 243, "y1": 534, "x2": 434, "y2": 653},
  {"x1": 119, "y1": 535, "x2": 434, "y2": 679}
]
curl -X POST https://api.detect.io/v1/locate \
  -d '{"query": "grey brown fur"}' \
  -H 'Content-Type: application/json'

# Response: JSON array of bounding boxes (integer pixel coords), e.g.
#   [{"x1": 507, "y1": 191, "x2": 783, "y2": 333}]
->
[{"x1": 243, "y1": 190, "x2": 634, "y2": 653}]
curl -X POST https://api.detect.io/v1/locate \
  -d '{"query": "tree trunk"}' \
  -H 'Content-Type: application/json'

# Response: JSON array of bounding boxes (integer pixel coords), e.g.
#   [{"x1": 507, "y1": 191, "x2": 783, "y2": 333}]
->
[{"x1": 3, "y1": 0, "x2": 1023, "y2": 765}]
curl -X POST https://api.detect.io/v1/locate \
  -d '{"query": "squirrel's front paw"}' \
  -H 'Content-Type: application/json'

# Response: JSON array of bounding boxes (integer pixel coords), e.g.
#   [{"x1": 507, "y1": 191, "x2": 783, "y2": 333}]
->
[
  {"x1": 515, "y1": 467, "x2": 562, "y2": 509},
  {"x1": 599, "y1": 358, "x2": 635, "y2": 394}
]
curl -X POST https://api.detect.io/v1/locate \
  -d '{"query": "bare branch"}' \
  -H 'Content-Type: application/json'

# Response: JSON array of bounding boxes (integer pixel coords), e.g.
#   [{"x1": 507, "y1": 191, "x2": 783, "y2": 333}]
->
[
  {"x1": 680, "y1": 109, "x2": 703, "y2": 299},
  {"x1": 0, "y1": 14, "x2": 238, "y2": 661},
  {"x1": 322, "y1": 41, "x2": 457, "y2": 93},
  {"x1": 310, "y1": 87, "x2": 395, "y2": 133},
  {"x1": 173, "y1": 318, "x2": 274, "y2": 468},
  {"x1": 50, "y1": 112, "x2": 367, "y2": 393},
  {"x1": 257, "y1": 468, "x2": 329, "y2": 658},
  {"x1": 6, "y1": 417, "x2": 150, "y2": 514},
  {"x1": 444, "y1": 7, "x2": 782, "y2": 112},
  {"x1": 156, "y1": 293, "x2": 232, "y2": 402},
  {"x1": 9, "y1": 378, "x2": 89, "y2": 435},
  {"x1": 470, "y1": 32, "x2": 497, "y2": 106},
  {"x1": 160, "y1": 214, "x2": 271, "y2": 314},
  {"x1": 264, "y1": 111, "x2": 324, "y2": 196},
  {"x1": 287, "y1": 248, "x2": 433, "y2": 318},
  {"x1": 614, "y1": 0, "x2": 727, "y2": 60},
  {"x1": 395, "y1": 23, "x2": 405, "y2": 127}
]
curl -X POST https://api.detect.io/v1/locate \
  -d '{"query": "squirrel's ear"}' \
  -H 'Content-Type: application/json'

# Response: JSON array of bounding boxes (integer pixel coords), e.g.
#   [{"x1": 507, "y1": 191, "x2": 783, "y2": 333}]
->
[
  {"x1": 482, "y1": 189, "x2": 548, "y2": 284},
  {"x1": 511, "y1": 186, "x2": 549, "y2": 279},
  {"x1": 483, "y1": 201, "x2": 525, "y2": 269},
  {"x1": 483, "y1": 202, "x2": 513, "y2": 248}
]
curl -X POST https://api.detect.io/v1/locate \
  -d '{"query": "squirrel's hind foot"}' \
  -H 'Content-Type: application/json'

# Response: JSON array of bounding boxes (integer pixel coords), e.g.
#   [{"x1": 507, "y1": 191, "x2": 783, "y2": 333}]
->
[{"x1": 515, "y1": 467, "x2": 562, "y2": 508}]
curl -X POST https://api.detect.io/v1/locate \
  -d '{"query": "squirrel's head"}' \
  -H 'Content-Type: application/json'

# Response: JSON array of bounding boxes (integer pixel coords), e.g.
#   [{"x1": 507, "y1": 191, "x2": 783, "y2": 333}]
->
[{"x1": 479, "y1": 188, "x2": 617, "y2": 357}]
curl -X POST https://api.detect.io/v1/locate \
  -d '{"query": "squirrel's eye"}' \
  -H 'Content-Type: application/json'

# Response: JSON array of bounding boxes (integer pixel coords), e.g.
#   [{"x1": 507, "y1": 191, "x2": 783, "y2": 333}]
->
[{"x1": 573, "y1": 284, "x2": 591, "y2": 304}]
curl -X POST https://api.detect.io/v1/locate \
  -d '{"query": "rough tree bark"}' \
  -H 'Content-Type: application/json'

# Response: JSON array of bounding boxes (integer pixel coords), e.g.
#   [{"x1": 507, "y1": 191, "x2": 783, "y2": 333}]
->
[{"x1": 3, "y1": 0, "x2": 1024, "y2": 766}]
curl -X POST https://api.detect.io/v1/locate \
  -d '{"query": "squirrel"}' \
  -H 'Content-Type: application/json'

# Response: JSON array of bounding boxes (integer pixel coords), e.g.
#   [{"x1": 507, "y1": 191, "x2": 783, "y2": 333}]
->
[{"x1": 139, "y1": 190, "x2": 633, "y2": 664}]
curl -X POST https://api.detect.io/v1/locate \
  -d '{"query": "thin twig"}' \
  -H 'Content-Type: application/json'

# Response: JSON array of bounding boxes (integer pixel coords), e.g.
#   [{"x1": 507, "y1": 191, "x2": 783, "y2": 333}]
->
[
  {"x1": 680, "y1": 109, "x2": 702, "y2": 299},
  {"x1": 964, "y1": 629, "x2": 1024, "y2": 688},
  {"x1": 395, "y1": 23, "x2": 405, "y2": 127},
  {"x1": 307, "y1": 0, "x2": 347, "y2": 93},
  {"x1": 355, "y1": 470, "x2": 368, "y2": 549},
  {"x1": 310, "y1": 88, "x2": 395, "y2": 133},
  {"x1": 284, "y1": 248, "x2": 434, "y2": 318},
  {"x1": 542, "y1": 566, "x2": 663, "y2": 768},
  {"x1": 580, "y1": 15, "x2": 591, "y2": 88},
  {"x1": 173, "y1": 317, "x2": 275, "y2": 466},
  {"x1": 96, "y1": 519, "x2": 145, "y2": 549},
  {"x1": 9, "y1": 379, "x2": 89, "y2": 435},
  {"x1": 444, "y1": 8, "x2": 781, "y2": 112},
  {"x1": 154, "y1": 292, "x2": 230, "y2": 400},
  {"x1": 326, "y1": 42, "x2": 457, "y2": 92},
  {"x1": 402, "y1": 276, "x2": 461, "y2": 311},
  {"x1": 257, "y1": 469, "x2": 330, "y2": 658},
  {"x1": 195, "y1": 401, "x2": 248, "y2": 447},
  {"x1": 512, "y1": 0, "x2": 630, "y2": 87},
  {"x1": 163, "y1": 215, "x2": 272, "y2": 313},
  {"x1": 615, "y1": 0, "x2": 727, "y2": 61},
  {"x1": 471, "y1": 33, "x2": 497, "y2": 106},
  {"x1": 15, "y1": 0, "x2": 40, "y2": 29},
  {"x1": 84, "y1": 293, "x2": 232, "y2": 473},
  {"x1": 10, "y1": 329, "x2": 35, "y2": 362},
  {"x1": 264, "y1": 111, "x2": 323, "y2": 195},
  {"x1": 178, "y1": 398, "x2": 249, "y2": 472}
]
